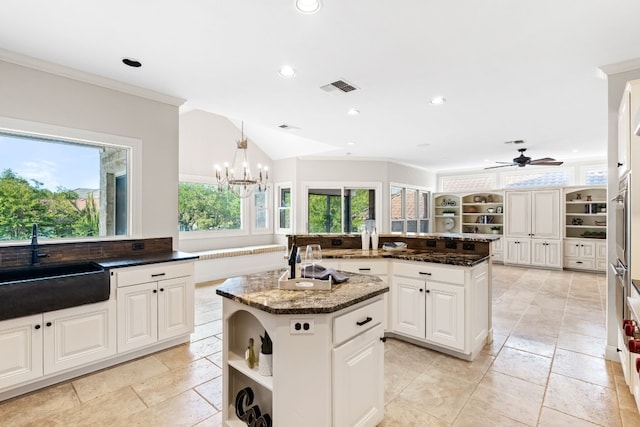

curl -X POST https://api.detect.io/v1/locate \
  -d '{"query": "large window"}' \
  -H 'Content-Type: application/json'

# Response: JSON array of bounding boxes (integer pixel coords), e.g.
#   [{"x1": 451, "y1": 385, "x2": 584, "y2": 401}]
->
[
  {"x1": 390, "y1": 185, "x2": 430, "y2": 234},
  {"x1": 305, "y1": 184, "x2": 379, "y2": 234},
  {"x1": 0, "y1": 130, "x2": 130, "y2": 241},
  {"x1": 178, "y1": 182, "x2": 241, "y2": 231}
]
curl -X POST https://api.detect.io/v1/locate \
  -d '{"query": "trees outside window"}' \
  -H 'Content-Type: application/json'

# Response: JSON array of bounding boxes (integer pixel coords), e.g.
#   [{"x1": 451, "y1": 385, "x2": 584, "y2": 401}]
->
[{"x1": 307, "y1": 186, "x2": 377, "y2": 234}]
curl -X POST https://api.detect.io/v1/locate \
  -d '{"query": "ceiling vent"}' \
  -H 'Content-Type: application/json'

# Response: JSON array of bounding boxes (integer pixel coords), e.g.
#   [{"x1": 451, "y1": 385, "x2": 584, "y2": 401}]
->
[
  {"x1": 320, "y1": 79, "x2": 358, "y2": 94},
  {"x1": 504, "y1": 139, "x2": 525, "y2": 145},
  {"x1": 278, "y1": 124, "x2": 300, "y2": 130}
]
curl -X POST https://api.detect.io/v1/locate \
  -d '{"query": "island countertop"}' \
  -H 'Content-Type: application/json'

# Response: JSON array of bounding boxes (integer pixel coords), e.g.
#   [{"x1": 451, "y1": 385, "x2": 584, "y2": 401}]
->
[
  {"x1": 321, "y1": 248, "x2": 490, "y2": 267},
  {"x1": 215, "y1": 269, "x2": 389, "y2": 315}
]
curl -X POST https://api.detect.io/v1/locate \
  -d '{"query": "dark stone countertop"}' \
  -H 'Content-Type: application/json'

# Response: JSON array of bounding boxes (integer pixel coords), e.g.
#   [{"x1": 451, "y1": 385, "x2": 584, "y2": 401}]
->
[
  {"x1": 322, "y1": 248, "x2": 490, "y2": 267},
  {"x1": 290, "y1": 232, "x2": 501, "y2": 242},
  {"x1": 216, "y1": 269, "x2": 389, "y2": 315},
  {"x1": 97, "y1": 251, "x2": 198, "y2": 269}
]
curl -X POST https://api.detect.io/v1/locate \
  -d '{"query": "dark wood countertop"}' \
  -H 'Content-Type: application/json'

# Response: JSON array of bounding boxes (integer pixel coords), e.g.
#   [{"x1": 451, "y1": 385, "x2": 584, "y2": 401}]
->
[{"x1": 216, "y1": 269, "x2": 389, "y2": 315}]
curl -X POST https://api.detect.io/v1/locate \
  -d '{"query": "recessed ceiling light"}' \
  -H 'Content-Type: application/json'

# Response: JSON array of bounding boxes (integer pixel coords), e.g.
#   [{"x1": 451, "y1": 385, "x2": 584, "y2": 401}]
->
[
  {"x1": 347, "y1": 141, "x2": 355, "y2": 146},
  {"x1": 417, "y1": 143, "x2": 430, "y2": 148},
  {"x1": 347, "y1": 108, "x2": 360, "y2": 116},
  {"x1": 295, "y1": 0, "x2": 321, "y2": 14},
  {"x1": 122, "y1": 57, "x2": 142, "y2": 68},
  {"x1": 278, "y1": 65, "x2": 296, "y2": 78},
  {"x1": 572, "y1": 149, "x2": 579, "y2": 153},
  {"x1": 429, "y1": 96, "x2": 446, "y2": 105}
]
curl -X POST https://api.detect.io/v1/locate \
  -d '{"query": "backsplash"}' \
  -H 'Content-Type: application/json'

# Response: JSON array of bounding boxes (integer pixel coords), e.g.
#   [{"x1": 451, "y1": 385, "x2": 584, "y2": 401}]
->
[{"x1": 0, "y1": 237, "x2": 173, "y2": 268}]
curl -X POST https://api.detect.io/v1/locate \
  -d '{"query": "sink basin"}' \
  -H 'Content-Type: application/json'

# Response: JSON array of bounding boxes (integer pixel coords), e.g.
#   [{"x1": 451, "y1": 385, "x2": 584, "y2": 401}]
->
[{"x1": 0, "y1": 262, "x2": 110, "y2": 321}]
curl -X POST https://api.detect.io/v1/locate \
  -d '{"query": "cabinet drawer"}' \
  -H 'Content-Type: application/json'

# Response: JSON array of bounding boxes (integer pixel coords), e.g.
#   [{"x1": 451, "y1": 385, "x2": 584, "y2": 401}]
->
[
  {"x1": 564, "y1": 258, "x2": 595, "y2": 270},
  {"x1": 392, "y1": 262, "x2": 465, "y2": 285},
  {"x1": 338, "y1": 260, "x2": 388, "y2": 276},
  {"x1": 334, "y1": 299, "x2": 384, "y2": 346},
  {"x1": 115, "y1": 262, "x2": 193, "y2": 287}
]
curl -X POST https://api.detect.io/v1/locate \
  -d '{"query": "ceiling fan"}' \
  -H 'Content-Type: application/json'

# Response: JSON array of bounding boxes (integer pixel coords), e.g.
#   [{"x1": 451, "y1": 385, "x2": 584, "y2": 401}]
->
[{"x1": 485, "y1": 148, "x2": 564, "y2": 169}]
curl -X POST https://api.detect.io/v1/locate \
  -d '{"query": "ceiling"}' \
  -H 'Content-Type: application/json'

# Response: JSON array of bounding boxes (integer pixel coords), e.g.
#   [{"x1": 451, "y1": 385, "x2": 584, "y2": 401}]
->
[{"x1": 1, "y1": 0, "x2": 640, "y2": 171}]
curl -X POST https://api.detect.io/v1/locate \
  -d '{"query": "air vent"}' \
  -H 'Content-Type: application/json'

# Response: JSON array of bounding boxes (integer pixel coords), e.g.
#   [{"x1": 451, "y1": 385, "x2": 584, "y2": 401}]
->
[
  {"x1": 505, "y1": 139, "x2": 525, "y2": 144},
  {"x1": 320, "y1": 79, "x2": 358, "y2": 94}
]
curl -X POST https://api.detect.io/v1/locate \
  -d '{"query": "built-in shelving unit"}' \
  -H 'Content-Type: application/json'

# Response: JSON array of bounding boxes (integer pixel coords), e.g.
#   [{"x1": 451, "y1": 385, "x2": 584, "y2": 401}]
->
[
  {"x1": 564, "y1": 187, "x2": 607, "y2": 239},
  {"x1": 433, "y1": 194, "x2": 461, "y2": 233},
  {"x1": 461, "y1": 192, "x2": 504, "y2": 235}
]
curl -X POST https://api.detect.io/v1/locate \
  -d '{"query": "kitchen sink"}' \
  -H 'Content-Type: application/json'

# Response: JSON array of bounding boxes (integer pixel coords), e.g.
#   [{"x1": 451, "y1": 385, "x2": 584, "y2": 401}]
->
[{"x1": 0, "y1": 261, "x2": 110, "y2": 321}]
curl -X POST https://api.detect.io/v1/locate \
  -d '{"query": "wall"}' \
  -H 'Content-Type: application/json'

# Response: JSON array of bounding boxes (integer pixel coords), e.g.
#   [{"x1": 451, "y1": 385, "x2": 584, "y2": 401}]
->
[
  {"x1": 0, "y1": 60, "x2": 181, "y2": 247},
  {"x1": 178, "y1": 109, "x2": 275, "y2": 252},
  {"x1": 273, "y1": 157, "x2": 435, "y2": 235}
]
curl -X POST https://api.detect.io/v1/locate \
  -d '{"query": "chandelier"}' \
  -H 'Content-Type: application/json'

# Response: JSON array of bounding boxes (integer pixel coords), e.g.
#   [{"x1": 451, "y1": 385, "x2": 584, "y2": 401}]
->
[{"x1": 215, "y1": 121, "x2": 268, "y2": 198}]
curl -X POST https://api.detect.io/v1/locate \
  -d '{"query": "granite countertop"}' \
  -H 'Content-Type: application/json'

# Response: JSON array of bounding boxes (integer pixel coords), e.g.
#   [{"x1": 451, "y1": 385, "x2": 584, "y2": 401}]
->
[
  {"x1": 322, "y1": 248, "x2": 490, "y2": 267},
  {"x1": 97, "y1": 251, "x2": 199, "y2": 269},
  {"x1": 216, "y1": 269, "x2": 389, "y2": 315},
  {"x1": 291, "y1": 233, "x2": 501, "y2": 242}
]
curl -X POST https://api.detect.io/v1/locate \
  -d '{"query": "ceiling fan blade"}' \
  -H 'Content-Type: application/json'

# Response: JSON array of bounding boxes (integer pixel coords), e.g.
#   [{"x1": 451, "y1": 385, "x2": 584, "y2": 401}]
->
[
  {"x1": 529, "y1": 157, "x2": 556, "y2": 163},
  {"x1": 529, "y1": 161, "x2": 564, "y2": 166},
  {"x1": 484, "y1": 163, "x2": 516, "y2": 170}
]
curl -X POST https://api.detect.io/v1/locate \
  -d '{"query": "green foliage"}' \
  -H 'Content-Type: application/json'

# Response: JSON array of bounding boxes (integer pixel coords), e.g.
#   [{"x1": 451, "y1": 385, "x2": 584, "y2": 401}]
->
[
  {"x1": 307, "y1": 188, "x2": 372, "y2": 233},
  {"x1": 178, "y1": 182, "x2": 241, "y2": 231},
  {"x1": 0, "y1": 169, "x2": 98, "y2": 240}
]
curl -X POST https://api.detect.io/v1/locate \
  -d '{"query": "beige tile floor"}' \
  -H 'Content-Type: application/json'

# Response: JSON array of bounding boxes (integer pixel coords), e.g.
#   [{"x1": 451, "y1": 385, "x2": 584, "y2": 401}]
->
[{"x1": 1, "y1": 264, "x2": 639, "y2": 426}]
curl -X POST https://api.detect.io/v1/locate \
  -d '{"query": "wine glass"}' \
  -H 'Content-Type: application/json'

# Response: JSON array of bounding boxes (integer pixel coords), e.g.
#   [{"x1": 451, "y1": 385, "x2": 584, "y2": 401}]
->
[{"x1": 305, "y1": 244, "x2": 322, "y2": 269}]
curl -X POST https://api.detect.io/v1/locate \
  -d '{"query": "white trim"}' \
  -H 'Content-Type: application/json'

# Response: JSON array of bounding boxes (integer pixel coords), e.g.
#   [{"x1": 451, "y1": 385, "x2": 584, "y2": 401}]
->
[
  {"x1": 0, "y1": 116, "x2": 142, "y2": 241},
  {"x1": 251, "y1": 185, "x2": 273, "y2": 235},
  {"x1": 274, "y1": 181, "x2": 293, "y2": 235},
  {"x1": 0, "y1": 48, "x2": 186, "y2": 107}
]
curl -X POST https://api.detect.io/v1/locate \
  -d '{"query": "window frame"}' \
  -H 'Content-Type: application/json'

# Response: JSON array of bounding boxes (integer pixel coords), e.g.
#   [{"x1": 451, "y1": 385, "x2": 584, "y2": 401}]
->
[
  {"x1": 274, "y1": 181, "x2": 293, "y2": 234},
  {"x1": 389, "y1": 182, "x2": 431, "y2": 234},
  {"x1": 0, "y1": 116, "x2": 141, "y2": 244},
  {"x1": 302, "y1": 181, "x2": 382, "y2": 234},
  {"x1": 251, "y1": 184, "x2": 273, "y2": 235}
]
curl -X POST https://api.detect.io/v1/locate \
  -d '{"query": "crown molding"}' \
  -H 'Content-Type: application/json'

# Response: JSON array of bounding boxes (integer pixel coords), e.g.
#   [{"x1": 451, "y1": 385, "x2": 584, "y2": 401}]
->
[
  {"x1": 599, "y1": 57, "x2": 640, "y2": 77},
  {"x1": 0, "y1": 48, "x2": 185, "y2": 107}
]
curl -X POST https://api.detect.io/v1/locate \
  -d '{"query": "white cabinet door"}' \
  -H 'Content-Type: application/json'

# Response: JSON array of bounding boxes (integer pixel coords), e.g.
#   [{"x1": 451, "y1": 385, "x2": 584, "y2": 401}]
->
[
  {"x1": 531, "y1": 240, "x2": 562, "y2": 268},
  {"x1": 158, "y1": 276, "x2": 194, "y2": 341},
  {"x1": 425, "y1": 281, "x2": 465, "y2": 351},
  {"x1": 531, "y1": 190, "x2": 560, "y2": 239},
  {"x1": 596, "y1": 241, "x2": 607, "y2": 260},
  {"x1": 579, "y1": 240, "x2": 596, "y2": 258},
  {"x1": 117, "y1": 282, "x2": 158, "y2": 353},
  {"x1": 44, "y1": 301, "x2": 116, "y2": 374},
  {"x1": 504, "y1": 239, "x2": 530, "y2": 265},
  {"x1": 392, "y1": 276, "x2": 425, "y2": 339},
  {"x1": 333, "y1": 324, "x2": 384, "y2": 427},
  {"x1": 619, "y1": 87, "x2": 631, "y2": 177},
  {"x1": 564, "y1": 239, "x2": 581, "y2": 258},
  {"x1": 0, "y1": 314, "x2": 43, "y2": 389},
  {"x1": 505, "y1": 192, "x2": 531, "y2": 237}
]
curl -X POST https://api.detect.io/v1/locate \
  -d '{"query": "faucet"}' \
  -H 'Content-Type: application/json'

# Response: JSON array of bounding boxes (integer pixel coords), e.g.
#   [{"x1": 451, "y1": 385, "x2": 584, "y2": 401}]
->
[{"x1": 30, "y1": 223, "x2": 47, "y2": 265}]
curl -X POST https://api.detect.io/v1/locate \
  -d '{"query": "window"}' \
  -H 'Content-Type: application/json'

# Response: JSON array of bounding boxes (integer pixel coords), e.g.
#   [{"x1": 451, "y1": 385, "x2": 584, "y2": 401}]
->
[
  {"x1": 254, "y1": 188, "x2": 269, "y2": 231},
  {"x1": 503, "y1": 170, "x2": 572, "y2": 188},
  {"x1": 178, "y1": 182, "x2": 241, "y2": 232},
  {"x1": 584, "y1": 167, "x2": 608, "y2": 185},
  {"x1": 390, "y1": 184, "x2": 430, "y2": 234},
  {"x1": 0, "y1": 128, "x2": 132, "y2": 241},
  {"x1": 305, "y1": 183, "x2": 379, "y2": 234},
  {"x1": 276, "y1": 184, "x2": 292, "y2": 233},
  {"x1": 440, "y1": 174, "x2": 497, "y2": 192}
]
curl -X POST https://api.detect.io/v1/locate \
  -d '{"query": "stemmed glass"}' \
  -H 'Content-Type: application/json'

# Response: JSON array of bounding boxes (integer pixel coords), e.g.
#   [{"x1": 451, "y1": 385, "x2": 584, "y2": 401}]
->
[{"x1": 305, "y1": 244, "x2": 322, "y2": 269}]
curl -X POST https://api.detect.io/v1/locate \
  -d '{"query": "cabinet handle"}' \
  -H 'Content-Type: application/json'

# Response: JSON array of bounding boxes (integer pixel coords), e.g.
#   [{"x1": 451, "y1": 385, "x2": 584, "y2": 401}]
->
[
  {"x1": 358, "y1": 268, "x2": 371, "y2": 271},
  {"x1": 419, "y1": 288, "x2": 424, "y2": 292},
  {"x1": 617, "y1": 348, "x2": 622, "y2": 352},
  {"x1": 34, "y1": 324, "x2": 41, "y2": 330},
  {"x1": 356, "y1": 317, "x2": 373, "y2": 326},
  {"x1": 426, "y1": 289, "x2": 431, "y2": 293},
  {"x1": 576, "y1": 261, "x2": 583, "y2": 264},
  {"x1": 151, "y1": 273, "x2": 166, "y2": 278},
  {"x1": 618, "y1": 162, "x2": 624, "y2": 168},
  {"x1": 153, "y1": 289, "x2": 158, "y2": 293},
  {"x1": 46, "y1": 322, "x2": 52, "y2": 327},
  {"x1": 380, "y1": 337, "x2": 387, "y2": 343},
  {"x1": 419, "y1": 272, "x2": 432, "y2": 276},
  {"x1": 160, "y1": 288, "x2": 164, "y2": 292}
]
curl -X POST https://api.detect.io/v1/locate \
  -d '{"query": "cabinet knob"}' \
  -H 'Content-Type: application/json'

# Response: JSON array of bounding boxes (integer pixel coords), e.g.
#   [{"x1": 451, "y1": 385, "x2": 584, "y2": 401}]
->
[
  {"x1": 618, "y1": 162, "x2": 624, "y2": 168},
  {"x1": 34, "y1": 324, "x2": 41, "y2": 330},
  {"x1": 617, "y1": 348, "x2": 622, "y2": 352},
  {"x1": 153, "y1": 289, "x2": 158, "y2": 293},
  {"x1": 380, "y1": 337, "x2": 387, "y2": 343},
  {"x1": 160, "y1": 288, "x2": 164, "y2": 292},
  {"x1": 425, "y1": 289, "x2": 431, "y2": 293},
  {"x1": 46, "y1": 322, "x2": 52, "y2": 327},
  {"x1": 419, "y1": 288, "x2": 424, "y2": 292}
]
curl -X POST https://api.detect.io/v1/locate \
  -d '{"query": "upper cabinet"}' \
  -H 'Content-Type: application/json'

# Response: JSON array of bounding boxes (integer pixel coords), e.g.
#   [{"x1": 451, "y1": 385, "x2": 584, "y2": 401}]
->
[
  {"x1": 505, "y1": 189, "x2": 560, "y2": 240},
  {"x1": 618, "y1": 84, "x2": 631, "y2": 177}
]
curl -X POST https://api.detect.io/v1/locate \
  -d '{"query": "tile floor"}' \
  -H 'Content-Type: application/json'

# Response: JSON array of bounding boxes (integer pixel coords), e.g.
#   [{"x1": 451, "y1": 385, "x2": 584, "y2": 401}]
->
[{"x1": 1, "y1": 265, "x2": 639, "y2": 426}]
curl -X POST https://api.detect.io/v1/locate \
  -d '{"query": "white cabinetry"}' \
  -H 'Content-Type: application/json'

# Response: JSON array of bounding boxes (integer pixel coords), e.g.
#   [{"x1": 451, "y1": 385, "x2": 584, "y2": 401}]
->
[
  {"x1": 0, "y1": 299, "x2": 116, "y2": 390},
  {"x1": 531, "y1": 240, "x2": 562, "y2": 269},
  {"x1": 115, "y1": 261, "x2": 194, "y2": 353},
  {"x1": 221, "y1": 295, "x2": 385, "y2": 426},
  {"x1": 391, "y1": 260, "x2": 488, "y2": 358},
  {"x1": 504, "y1": 189, "x2": 561, "y2": 268}
]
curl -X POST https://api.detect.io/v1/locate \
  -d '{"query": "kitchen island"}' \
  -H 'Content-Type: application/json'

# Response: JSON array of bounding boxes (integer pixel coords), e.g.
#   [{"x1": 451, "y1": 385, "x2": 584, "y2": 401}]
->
[{"x1": 216, "y1": 270, "x2": 388, "y2": 427}]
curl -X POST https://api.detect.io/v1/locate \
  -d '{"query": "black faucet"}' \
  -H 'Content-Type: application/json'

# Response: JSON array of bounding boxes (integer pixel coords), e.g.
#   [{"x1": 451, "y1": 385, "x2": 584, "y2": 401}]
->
[{"x1": 30, "y1": 223, "x2": 47, "y2": 265}]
